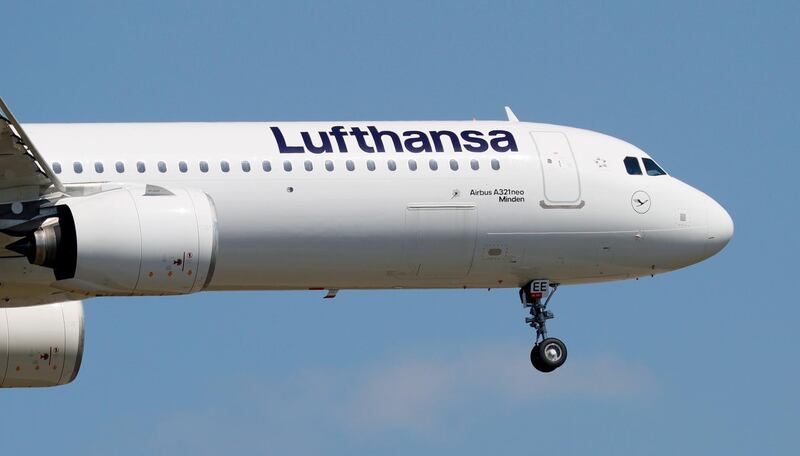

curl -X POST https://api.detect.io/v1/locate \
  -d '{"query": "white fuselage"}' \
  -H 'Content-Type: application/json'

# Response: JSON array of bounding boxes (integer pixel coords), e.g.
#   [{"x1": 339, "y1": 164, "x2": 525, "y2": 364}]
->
[{"x1": 16, "y1": 120, "x2": 733, "y2": 291}]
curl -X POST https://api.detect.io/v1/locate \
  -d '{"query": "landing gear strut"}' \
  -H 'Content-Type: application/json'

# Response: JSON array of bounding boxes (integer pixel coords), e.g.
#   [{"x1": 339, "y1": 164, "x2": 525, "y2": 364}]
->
[{"x1": 520, "y1": 280, "x2": 567, "y2": 373}]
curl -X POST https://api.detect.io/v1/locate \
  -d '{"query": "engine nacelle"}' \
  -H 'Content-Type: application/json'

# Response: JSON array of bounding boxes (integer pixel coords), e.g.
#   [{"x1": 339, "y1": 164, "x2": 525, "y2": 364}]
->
[
  {"x1": 10, "y1": 185, "x2": 218, "y2": 295},
  {"x1": 0, "y1": 301, "x2": 84, "y2": 388}
]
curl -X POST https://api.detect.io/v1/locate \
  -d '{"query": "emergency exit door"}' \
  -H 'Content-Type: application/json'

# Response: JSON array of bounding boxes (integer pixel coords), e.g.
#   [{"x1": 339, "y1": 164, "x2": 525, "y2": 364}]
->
[{"x1": 531, "y1": 131, "x2": 582, "y2": 206}]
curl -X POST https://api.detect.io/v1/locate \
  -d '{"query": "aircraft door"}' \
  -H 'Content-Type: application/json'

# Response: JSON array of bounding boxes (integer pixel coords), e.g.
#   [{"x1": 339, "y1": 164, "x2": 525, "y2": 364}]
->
[
  {"x1": 531, "y1": 131, "x2": 583, "y2": 207},
  {"x1": 404, "y1": 204, "x2": 477, "y2": 280}
]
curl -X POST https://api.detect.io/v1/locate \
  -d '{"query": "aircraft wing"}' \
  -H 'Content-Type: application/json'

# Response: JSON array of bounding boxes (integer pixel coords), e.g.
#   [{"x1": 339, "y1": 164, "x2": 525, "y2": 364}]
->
[{"x1": 0, "y1": 97, "x2": 64, "y2": 205}]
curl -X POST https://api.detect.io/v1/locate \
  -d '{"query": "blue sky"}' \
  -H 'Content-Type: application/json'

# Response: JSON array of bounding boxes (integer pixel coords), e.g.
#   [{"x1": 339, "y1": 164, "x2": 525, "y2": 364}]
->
[{"x1": 1, "y1": 1, "x2": 798, "y2": 454}]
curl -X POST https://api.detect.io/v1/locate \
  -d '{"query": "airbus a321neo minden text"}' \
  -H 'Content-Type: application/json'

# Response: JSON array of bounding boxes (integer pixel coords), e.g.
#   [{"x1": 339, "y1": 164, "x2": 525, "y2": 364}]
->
[{"x1": 0, "y1": 99, "x2": 732, "y2": 387}]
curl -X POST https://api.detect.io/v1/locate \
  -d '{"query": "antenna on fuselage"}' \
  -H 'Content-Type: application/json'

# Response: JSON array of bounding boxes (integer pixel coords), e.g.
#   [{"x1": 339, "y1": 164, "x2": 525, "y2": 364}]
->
[{"x1": 504, "y1": 106, "x2": 519, "y2": 122}]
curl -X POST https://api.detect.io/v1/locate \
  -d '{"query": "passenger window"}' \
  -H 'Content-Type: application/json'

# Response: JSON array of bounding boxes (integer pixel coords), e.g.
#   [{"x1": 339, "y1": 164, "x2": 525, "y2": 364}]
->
[
  {"x1": 242, "y1": 161, "x2": 251, "y2": 172},
  {"x1": 624, "y1": 156, "x2": 642, "y2": 175},
  {"x1": 304, "y1": 160, "x2": 313, "y2": 171},
  {"x1": 408, "y1": 159, "x2": 417, "y2": 171},
  {"x1": 450, "y1": 159, "x2": 458, "y2": 171},
  {"x1": 220, "y1": 161, "x2": 230, "y2": 173},
  {"x1": 367, "y1": 160, "x2": 376, "y2": 171},
  {"x1": 470, "y1": 159, "x2": 479, "y2": 170},
  {"x1": 429, "y1": 159, "x2": 438, "y2": 171},
  {"x1": 95, "y1": 162, "x2": 104, "y2": 173},
  {"x1": 200, "y1": 161, "x2": 209, "y2": 173},
  {"x1": 179, "y1": 161, "x2": 188, "y2": 173},
  {"x1": 158, "y1": 161, "x2": 167, "y2": 173},
  {"x1": 116, "y1": 161, "x2": 125, "y2": 173},
  {"x1": 73, "y1": 162, "x2": 83, "y2": 174},
  {"x1": 137, "y1": 162, "x2": 146, "y2": 173},
  {"x1": 642, "y1": 158, "x2": 666, "y2": 176},
  {"x1": 52, "y1": 162, "x2": 62, "y2": 174},
  {"x1": 346, "y1": 160, "x2": 355, "y2": 171},
  {"x1": 283, "y1": 161, "x2": 292, "y2": 172},
  {"x1": 491, "y1": 159, "x2": 500, "y2": 171},
  {"x1": 262, "y1": 160, "x2": 271, "y2": 172},
  {"x1": 388, "y1": 160, "x2": 397, "y2": 171},
  {"x1": 325, "y1": 160, "x2": 334, "y2": 171}
]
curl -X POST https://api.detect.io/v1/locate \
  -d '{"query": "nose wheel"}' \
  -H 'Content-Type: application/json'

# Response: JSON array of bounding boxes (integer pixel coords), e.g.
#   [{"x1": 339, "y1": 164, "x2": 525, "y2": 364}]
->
[
  {"x1": 530, "y1": 337, "x2": 568, "y2": 372},
  {"x1": 521, "y1": 281, "x2": 567, "y2": 373}
]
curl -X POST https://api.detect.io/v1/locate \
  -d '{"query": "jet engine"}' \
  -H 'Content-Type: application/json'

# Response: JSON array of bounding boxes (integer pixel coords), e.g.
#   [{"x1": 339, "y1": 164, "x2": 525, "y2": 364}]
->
[
  {"x1": 0, "y1": 301, "x2": 84, "y2": 388},
  {"x1": 8, "y1": 186, "x2": 218, "y2": 295}
]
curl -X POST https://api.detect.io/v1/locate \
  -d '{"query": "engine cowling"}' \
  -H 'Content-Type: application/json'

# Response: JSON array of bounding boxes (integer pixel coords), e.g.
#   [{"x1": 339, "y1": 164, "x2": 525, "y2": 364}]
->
[
  {"x1": 10, "y1": 185, "x2": 218, "y2": 295},
  {"x1": 0, "y1": 301, "x2": 84, "y2": 388}
]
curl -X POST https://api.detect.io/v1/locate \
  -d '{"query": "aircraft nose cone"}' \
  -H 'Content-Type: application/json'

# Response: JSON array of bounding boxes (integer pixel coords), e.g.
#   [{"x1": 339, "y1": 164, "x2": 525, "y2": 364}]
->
[{"x1": 706, "y1": 199, "x2": 733, "y2": 256}]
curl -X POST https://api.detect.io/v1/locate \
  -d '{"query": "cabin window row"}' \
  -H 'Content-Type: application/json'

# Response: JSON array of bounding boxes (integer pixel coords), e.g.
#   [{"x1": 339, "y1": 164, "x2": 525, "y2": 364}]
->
[{"x1": 51, "y1": 158, "x2": 503, "y2": 175}]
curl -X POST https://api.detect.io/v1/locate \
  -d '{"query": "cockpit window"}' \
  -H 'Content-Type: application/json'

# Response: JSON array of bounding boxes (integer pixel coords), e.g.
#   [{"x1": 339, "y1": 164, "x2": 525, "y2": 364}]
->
[
  {"x1": 624, "y1": 156, "x2": 642, "y2": 175},
  {"x1": 642, "y1": 158, "x2": 667, "y2": 176}
]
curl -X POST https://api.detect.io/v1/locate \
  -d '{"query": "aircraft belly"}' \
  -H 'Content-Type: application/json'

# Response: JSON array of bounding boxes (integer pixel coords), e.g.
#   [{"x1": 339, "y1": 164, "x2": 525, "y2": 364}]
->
[
  {"x1": 202, "y1": 179, "x2": 433, "y2": 289},
  {"x1": 202, "y1": 176, "x2": 531, "y2": 289},
  {"x1": 195, "y1": 174, "x2": 648, "y2": 289}
]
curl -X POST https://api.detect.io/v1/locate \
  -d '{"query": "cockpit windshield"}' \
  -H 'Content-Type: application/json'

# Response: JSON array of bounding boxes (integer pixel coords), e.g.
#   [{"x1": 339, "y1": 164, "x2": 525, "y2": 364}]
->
[
  {"x1": 624, "y1": 156, "x2": 642, "y2": 175},
  {"x1": 642, "y1": 158, "x2": 667, "y2": 176}
]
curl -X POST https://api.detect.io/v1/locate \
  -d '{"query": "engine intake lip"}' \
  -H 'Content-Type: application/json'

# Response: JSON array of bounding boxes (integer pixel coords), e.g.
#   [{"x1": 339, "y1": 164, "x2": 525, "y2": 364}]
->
[{"x1": 67, "y1": 305, "x2": 85, "y2": 383}]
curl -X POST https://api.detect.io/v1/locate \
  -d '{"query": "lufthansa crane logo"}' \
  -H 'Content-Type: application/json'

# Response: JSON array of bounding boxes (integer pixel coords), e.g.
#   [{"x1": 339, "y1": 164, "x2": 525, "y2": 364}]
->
[{"x1": 631, "y1": 191, "x2": 651, "y2": 214}]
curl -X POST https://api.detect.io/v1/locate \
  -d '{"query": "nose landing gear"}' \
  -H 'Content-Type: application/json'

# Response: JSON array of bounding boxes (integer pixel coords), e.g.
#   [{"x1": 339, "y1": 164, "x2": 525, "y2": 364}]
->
[{"x1": 521, "y1": 280, "x2": 567, "y2": 373}]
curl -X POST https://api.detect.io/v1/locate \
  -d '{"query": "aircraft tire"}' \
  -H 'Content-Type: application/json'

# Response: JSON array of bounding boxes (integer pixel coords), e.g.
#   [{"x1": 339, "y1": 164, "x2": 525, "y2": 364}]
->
[
  {"x1": 530, "y1": 344, "x2": 556, "y2": 373},
  {"x1": 534, "y1": 338, "x2": 567, "y2": 372}
]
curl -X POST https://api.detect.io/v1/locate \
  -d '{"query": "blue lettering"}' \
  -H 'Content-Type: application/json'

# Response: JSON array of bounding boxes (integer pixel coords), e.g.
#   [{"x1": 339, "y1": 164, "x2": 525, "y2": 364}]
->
[
  {"x1": 489, "y1": 130, "x2": 518, "y2": 152},
  {"x1": 271, "y1": 127, "x2": 304, "y2": 153},
  {"x1": 270, "y1": 126, "x2": 517, "y2": 154},
  {"x1": 329, "y1": 126, "x2": 349, "y2": 152},
  {"x1": 461, "y1": 130, "x2": 489, "y2": 152},
  {"x1": 302, "y1": 131, "x2": 333, "y2": 154},
  {"x1": 368, "y1": 126, "x2": 402, "y2": 153},
  {"x1": 403, "y1": 131, "x2": 431, "y2": 153},
  {"x1": 430, "y1": 130, "x2": 462, "y2": 152},
  {"x1": 350, "y1": 127, "x2": 375, "y2": 153}
]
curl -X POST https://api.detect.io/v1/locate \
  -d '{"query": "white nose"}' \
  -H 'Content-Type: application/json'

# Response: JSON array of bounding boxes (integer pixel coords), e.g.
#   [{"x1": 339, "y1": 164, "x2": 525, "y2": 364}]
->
[{"x1": 706, "y1": 198, "x2": 734, "y2": 256}]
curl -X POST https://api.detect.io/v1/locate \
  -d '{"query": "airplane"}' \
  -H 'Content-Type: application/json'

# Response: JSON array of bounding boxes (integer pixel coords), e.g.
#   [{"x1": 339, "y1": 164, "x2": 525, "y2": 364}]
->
[{"x1": 0, "y1": 98, "x2": 733, "y2": 387}]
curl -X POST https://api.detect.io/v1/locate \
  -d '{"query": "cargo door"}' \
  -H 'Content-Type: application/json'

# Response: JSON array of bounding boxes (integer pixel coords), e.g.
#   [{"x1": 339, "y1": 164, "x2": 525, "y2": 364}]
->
[{"x1": 404, "y1": 204, "x2": 477, "y2": 279}]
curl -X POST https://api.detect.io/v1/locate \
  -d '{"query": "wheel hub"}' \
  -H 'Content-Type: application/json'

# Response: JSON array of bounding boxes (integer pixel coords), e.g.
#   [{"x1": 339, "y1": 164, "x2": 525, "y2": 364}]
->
[{"x1": 543, "y1": 343, "x2": 562, "y2": 362}]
